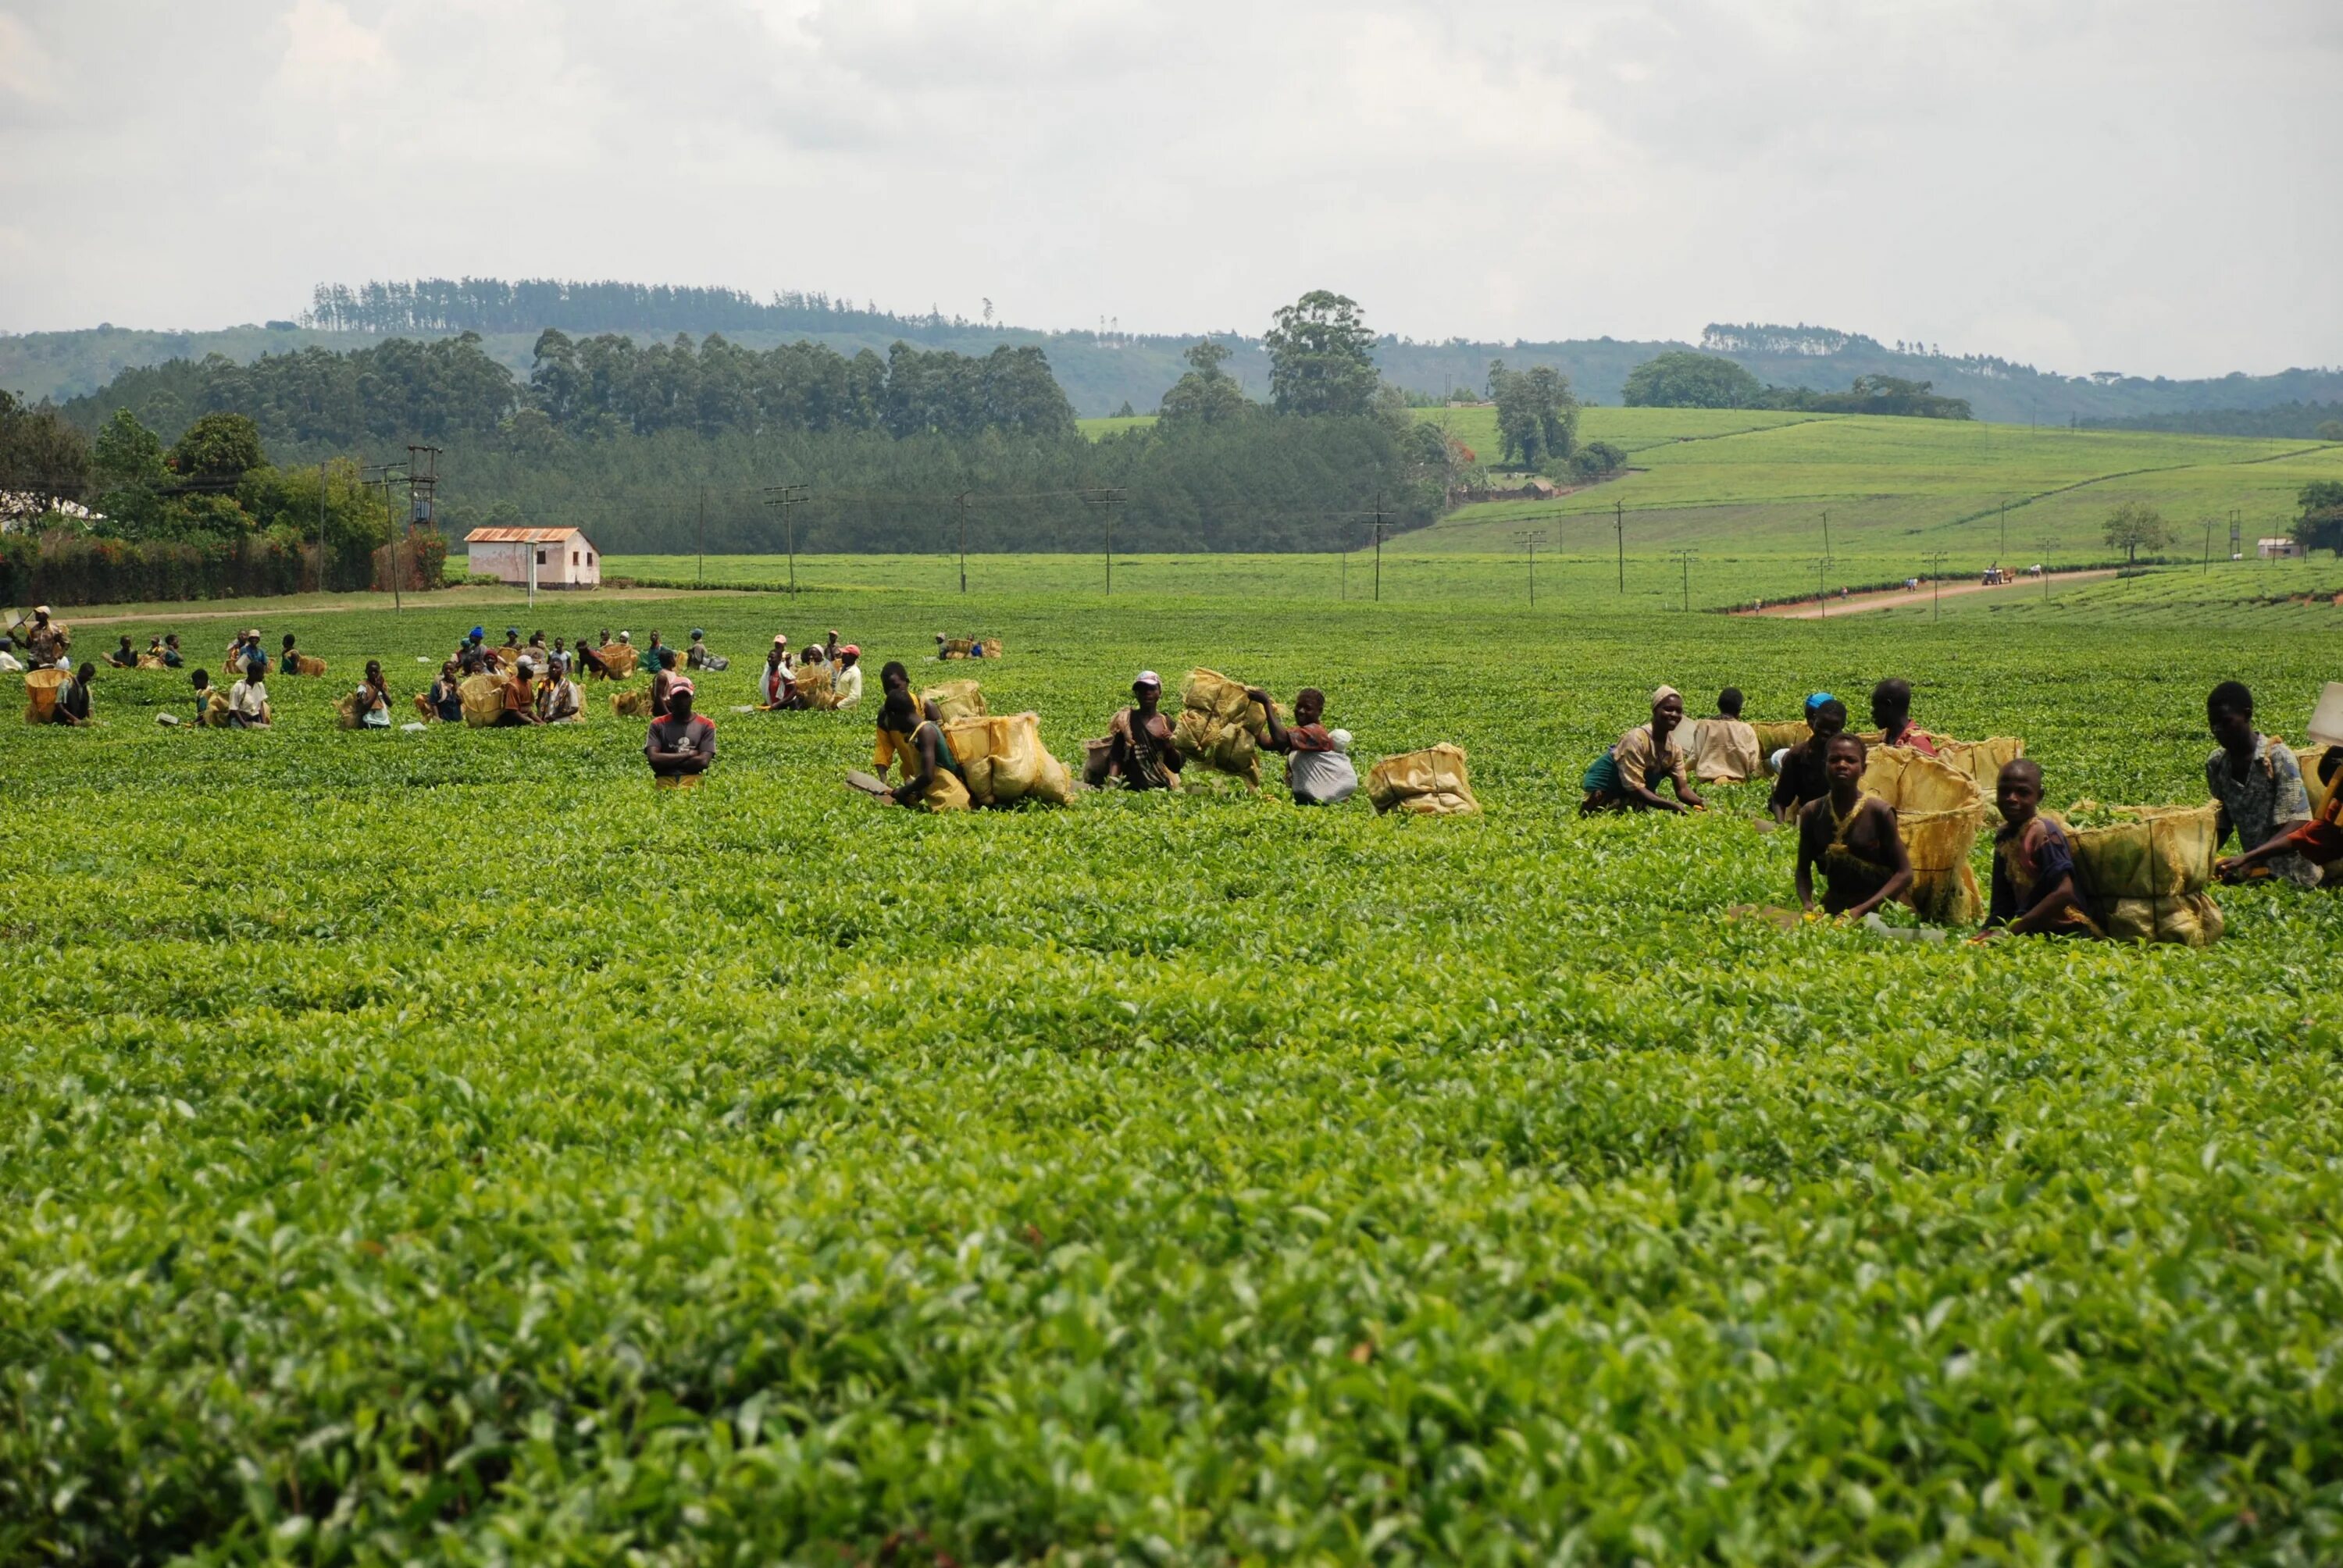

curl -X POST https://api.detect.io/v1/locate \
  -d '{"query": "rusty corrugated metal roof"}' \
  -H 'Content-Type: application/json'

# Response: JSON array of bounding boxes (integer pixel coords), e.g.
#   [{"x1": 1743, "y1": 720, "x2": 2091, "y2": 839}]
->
[{"x1": 464, "y1": 527, "x2": 585, "y2": 544}]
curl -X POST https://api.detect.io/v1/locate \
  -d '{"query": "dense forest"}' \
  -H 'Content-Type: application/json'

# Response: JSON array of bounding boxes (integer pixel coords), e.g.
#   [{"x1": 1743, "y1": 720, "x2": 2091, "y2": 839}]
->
[
  {"x1": 2080, "y1": 402, "x2": 2343, "y2": 440},
  {"x1": 62, "y1": 332, "x2": 1077, "y2": 449},
  {"x1": 16, "y1": 293, "x2": 1467, "y2": 563},
  {"x1": 301, "y1": 280, "x2": 958, "y2": 340}
]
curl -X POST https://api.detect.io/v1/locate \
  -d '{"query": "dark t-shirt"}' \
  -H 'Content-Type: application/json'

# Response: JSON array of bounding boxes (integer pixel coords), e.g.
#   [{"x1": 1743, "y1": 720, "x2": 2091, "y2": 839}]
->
[
  {"x1": 1988, "y1": 816, "x2": 2078, "y2": 927},
  {"x1": 647, "y1": 713, "x2": 716, "y2": 763},
  {"x1": 1769, "y1": 737, "x2": 1833, "y2": 814}
]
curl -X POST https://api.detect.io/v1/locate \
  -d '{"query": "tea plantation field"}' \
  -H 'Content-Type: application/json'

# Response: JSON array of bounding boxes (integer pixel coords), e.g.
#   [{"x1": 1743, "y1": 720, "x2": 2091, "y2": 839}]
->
[{"x1": 7, "y1": 587, "x2": 2343, "y2": 1563}]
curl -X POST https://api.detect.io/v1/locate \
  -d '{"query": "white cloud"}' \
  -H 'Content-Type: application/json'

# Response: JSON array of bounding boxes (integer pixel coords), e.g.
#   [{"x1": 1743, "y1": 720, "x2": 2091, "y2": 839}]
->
[{"x1": 0, "y1": 0, "x2": 2338, "y2": 379}]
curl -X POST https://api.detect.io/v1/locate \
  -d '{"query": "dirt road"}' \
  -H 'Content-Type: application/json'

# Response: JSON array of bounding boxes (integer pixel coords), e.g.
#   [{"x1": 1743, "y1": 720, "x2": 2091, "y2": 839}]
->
[{"x1": 1739, "y1": 568, "x2": 2120, "y2": 619}]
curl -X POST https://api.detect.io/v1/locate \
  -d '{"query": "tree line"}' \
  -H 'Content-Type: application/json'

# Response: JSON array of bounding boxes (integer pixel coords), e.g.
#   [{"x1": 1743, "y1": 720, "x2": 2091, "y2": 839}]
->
[
  {"x1": 60, "y1": 333, "x2": 1079, "y2": 451},
  {"x1": 1622, "y1": 351, "x2": 1974, "y2": 419},
  {"x1": 301, "y1": 279, "x2": 956, "y2": 339}
]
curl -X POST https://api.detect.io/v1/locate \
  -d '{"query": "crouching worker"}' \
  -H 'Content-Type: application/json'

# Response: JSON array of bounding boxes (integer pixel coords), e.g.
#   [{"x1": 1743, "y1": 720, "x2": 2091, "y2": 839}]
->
[
  {"x1": 1253, "y1": 686, "x2": 1357, "y2": 805},
  {"x1": 1794, "y1": 733, "x2": 1913, "y2": 918},
  {"x1": 1977, "y1": 759, "x2": 2100, "y2": 939},
  {"x1": 645, "y1": 679, "x2": 715, "y2": 783},
  {"x1": 1690, "y1": 686, "x2": 1761, "y2": 786},
  {"x1": 495, "y1": 660, "x2": 542, "y2": 726},
  {"x1": 1582, "y1": 686, "x2": 1705, "y2": 814},
  {"x1": 868, "y1": 669, "x2": 968, "y2": 810}
]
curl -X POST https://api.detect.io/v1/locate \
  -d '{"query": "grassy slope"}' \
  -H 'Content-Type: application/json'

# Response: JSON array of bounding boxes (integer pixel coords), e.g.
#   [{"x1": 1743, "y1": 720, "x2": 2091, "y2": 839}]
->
[{"x1": 8, "y1": 588, "x2": 2342, "y2": 1560}]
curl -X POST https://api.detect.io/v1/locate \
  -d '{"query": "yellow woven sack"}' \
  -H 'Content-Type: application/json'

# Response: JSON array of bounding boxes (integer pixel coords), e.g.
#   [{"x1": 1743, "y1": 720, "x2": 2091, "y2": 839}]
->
[
  {"x1": 1858, "y1": 750, "x2": 1985, "y2": 923},
  {"x1": 943, "y1": 716, "x2": 998, "y2": 804},
  {"x1": 612, "y1": 687, "x2": 651, "y2": 718},
  {"x1": 2294, "y1": 746, "x2": 2334, "y2": 816},
  {"x1": 201, "y1": 690, "x2": 229, "y2": 727},
  {"x1": 137, "y1": 654, "x2": 168, "y2": 671},
  {"x1": 1029, "y1": 744, "x2": 1074, "y2": 805},
  {"x1": 24, "y1": 668, "x2": 66, "y2": 724},
  {"x1": 914, "y1": 768, "x2": 971, "y2": 813},
  {"x1": 990, "y1": 713, "x2": 1045, "y2": 803},
  {"x1": 1935, "y1": 736, "x2": 2025, "y2": 795},
  {"x1": 1182, "y1": 668, "x2": 1259, "y2": 726},
  {"x1": 2065, "y1": 804, "x2": 2222, "y2": 946},
  {"x1": 336, "y1": 691, "x2": 363, "y2": 730},
  {"x1": 797, "y1": 663, "x2": 837, "y2": 711},
  {"x1": 597, "y1": 645, "x2": 639, "y2": 679},
  {"x1": 922, "y1": 679, "x2": 986, "y2": 722},
  {"x1": 1751, "y1": 720, "x2": 1813, "y2": 758},
  {"x1": 459, "y1": 673, "x2": 510, "y2": 727},
  {"x1": 1366, "y1": 743, "x2": 1481, "y2": 817}
]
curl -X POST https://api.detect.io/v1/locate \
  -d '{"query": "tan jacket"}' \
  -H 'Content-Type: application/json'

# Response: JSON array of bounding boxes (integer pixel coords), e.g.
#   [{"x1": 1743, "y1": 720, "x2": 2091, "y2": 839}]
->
[{"x1": 1688, "y1": 717, "x2": 1762, "y2": 784}]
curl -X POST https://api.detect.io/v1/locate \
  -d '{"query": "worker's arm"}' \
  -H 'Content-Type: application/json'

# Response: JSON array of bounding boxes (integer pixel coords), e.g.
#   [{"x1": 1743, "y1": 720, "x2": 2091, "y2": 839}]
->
[
  {"x1": 1147, "y1": 714, "x2": 1185, "y2": 772},
  {"x1": 1842, "y1": 804, "x2": 1914, "y2": 920},
  {"x1": 1668, "y1": 761, "x2": 1706, "y2": 811},
  {"x1": 893, "y1": 726, "x2": 940, "y2": 805},
  {"x1": 2006, "y1": 868, "x2": 2083, "y2": 935},
  {"x1": 2216, "y1": 818, "x2": 2314, "y2": 879},
  {"x1": 1249, "y1": 689, "x2": 1289, "y2": 753},
  {"x1": 1794, "y1": 825, "x2": 1819, "y2": 912}
]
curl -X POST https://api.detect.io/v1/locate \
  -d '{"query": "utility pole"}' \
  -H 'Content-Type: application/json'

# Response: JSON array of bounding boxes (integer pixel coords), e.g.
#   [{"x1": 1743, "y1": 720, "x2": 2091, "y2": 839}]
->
[
  {"x1": 316, "y1": 461, "x2": 327, "y2": 593},
  {"x1": 1814, "y1": 556, "x2": 1833, "y2": 619},
  {"x1": 1084, "y1": 486, "x2": 1125, "y2": 596},
  {"x1": 762, "y1": 484, "x2": 808, "y2": 593},
  {"x1": 1512, "y1": 530, "x2": 1541, "y2": 608},
  {"x1": 1923, "y1": 551, "x2": 1949, "y2": 621},
  {"x1": 1999, "y1": 497, "x2": 2008, "y2": 561},
  {"x1": 697, "y1": 487, "x2": 705, "y2": 585},
  {"x1": 956, "y1": 491, "x2": 970, "y2": 593},
  {"x1": 2042, "y1": 535, "x2": 2053, "y2": 603},
  {"x1": 401, "y1": 445, "x2": 440, "y2": 613},
  {"x1": 361, "y1": 460, "x2": 408, "y2": 611},
  {"x1": 1372, "y1": 490, "x2": 1387, "y2": 604},
  {"x1": 1821, "y1": 508, "x2": 1830, "y2": 558},
  {"x1": 1614, "y1": 497, "x2": 1624, "y2": 593},
  {"x1": 1671, "y1": 547, "x2": 1697, "y2": 612},
  {"x1": 2203, "y1": 518, "x2": 2214, "y2": 576}
]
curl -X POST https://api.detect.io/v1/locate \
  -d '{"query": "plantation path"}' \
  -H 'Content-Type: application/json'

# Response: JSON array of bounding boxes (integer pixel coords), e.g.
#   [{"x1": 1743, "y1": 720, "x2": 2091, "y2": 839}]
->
[{"x1": 1740, "y1": 568, "x2": 2120, "y2": 618}]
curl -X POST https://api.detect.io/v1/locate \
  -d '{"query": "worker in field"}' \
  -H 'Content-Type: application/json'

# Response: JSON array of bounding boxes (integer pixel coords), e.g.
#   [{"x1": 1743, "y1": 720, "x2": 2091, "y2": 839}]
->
[
  {"x1": 161, "y1": 634, "x2": 184, "y2": 668},
  {"x1": 496, "y1": 658, "x2": 543, "y2": 727},
  {"x1": 107, "y1": 636, "x2": 137, "y2": 668},
  {"x1": 1581, "y1": 686, "x2": 1706, "y2": 814},
  {"x1": 427, "y1": 661, "x2": 464, "y2": 723},
  {"x1": 648, "y1": 647, "x2": 680, "y2": 718},
  {"x1": 536, "y1": 659, "x2": 583, "y2": 722},
  {"x1": 831, "y1": 645, "x2": 865, "y2": 708},
  {"x1": 501, "y1": 628, "x2": 524, "y2": 661},
  {"x1": 188, "y1": 667, "x2": 216, "y2": 725},
  {"x1": 869, "y1": 672, "x2": 968, "y2": 809},
  {"x1": 1250, "y1": 685, "x2": 1358, "y2": 805},
  {"x1": 1870, "y1": 679, "x2": 1938, "y2": 756},
  {"x1": 351, "y1": 661, "x2": 392, "y2": 729},
  {"x1": 48, "y1": 661, "x2": 95, "y2": 725},
  {"x1": 226, "y1": 659, "x2": 271, "y2": 729},
  {"x1": 1795, "y1": 733, "x2": 1913, "y2": 918},
  {"x1": 1087, "y1": 671, "x2": 1184, "y2": 790},
  {"x1": 2205, "y1": 681, "x2": 2320, "y2": 886},
  {"x1": 761, "y1": 638, "x2": 804, "y2": 709},
  {"x1": 12, "y1": 605, "x2": 67, "y2": 668},
  {"x1": 1770, "y1": 695, "x2": 1846, "y2": 821},
  {"x1": 1977, "y1": 759, "x2": 2099, "y2": 938},
  {"x1": 686, "y1": 629, "x2": 729, "y2": 672},
  {"x1": 2218, "y1": 745, "x2": 2343, "y2": 882},
  {"x1": 226, "y1": 628, "x2": 264, "y2": 675},
  {"x1": 645, "y1": 679, "x2": 716, "y2": 781},
  {"x1": 1690, "y1": 686, "x2": 1762, "y2": 785},
  {"x1": 279, "y1": 633, "x2": 306, "y2": 674}
]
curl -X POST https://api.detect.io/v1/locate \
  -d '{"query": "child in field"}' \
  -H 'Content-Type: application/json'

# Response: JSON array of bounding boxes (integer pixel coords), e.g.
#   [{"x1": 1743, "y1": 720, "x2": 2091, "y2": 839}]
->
[
  {"x1": 1795, "y1": 732, "x2": 1912, "y2": 918},
  {"x1": 1977, "y1": 759, "x2": 2099, "y2": 938},
  {"x1": 1870, "y1": 679, "x2": 1939, "y2": 756},
  {"x1": 1689, "y1": 686, "x2": 1762, "y2": 785},
  {"x1": 1769, "y1": 695, "x2": 1846, "y2": 821},
  {"x1": 2205, "y1": 681, "x2": 2320, "y2": 887}
]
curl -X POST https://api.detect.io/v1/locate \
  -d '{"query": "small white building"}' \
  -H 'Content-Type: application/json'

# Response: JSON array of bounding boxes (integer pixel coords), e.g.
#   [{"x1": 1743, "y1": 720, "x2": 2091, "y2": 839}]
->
[
  {"x1": 2259, "y1": 537, "x2": 2303, "y2": 560},
  {"x1": 464, "y1": 526, "x2": 601, "y2": 588}
]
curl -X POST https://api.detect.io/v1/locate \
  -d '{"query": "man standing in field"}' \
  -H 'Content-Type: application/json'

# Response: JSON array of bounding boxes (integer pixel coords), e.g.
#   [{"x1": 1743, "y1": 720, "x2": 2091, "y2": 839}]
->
[
  {"x1": 1978, "y1": 759, "x2": 2099, "y2": 937},
  {"x1": 1870, "y1": 679, "x2": 1939, "y2": 755},
  {"x1": 645, "y1": 679, "x2": 715, "y2": 782},
  {"x1": 1581, "y1": 686, "x2": 1706, "y2": 814},
  {"x1": 1690, "y1": 686, "x2": 1763, "y2": 785},
  {"x1": 2205, "y1": 681, "x2": 2320, "y2": 886},
  {"x1": 1795, "y1": 733, "x2": 1912, "y2": 918},
  {"x1": 1252, "y1": 686, "x2": 1358, "y2": 805},
  {"x1": 1093, "y1": 672, "x2": 1184, "y2": 791},
  {"x1": 1770, "y1": 695, "x2": 1847, "y2": 821}
]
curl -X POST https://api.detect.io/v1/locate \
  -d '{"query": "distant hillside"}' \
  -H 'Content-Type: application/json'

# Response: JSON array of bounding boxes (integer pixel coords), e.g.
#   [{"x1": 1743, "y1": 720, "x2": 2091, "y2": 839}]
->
[
  {"x1": 2078, "y1": 401, "x2": 2343, "y2": 440},
  {"x1": 6, "y1": 279, "x2": 2341, "y2": 422}
]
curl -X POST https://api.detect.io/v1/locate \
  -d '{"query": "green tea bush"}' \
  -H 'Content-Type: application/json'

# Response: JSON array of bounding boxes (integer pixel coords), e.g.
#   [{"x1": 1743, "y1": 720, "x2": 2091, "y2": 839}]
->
[{"x1": 3, "y1": 593, "x2": 2340, "y2": 1563}]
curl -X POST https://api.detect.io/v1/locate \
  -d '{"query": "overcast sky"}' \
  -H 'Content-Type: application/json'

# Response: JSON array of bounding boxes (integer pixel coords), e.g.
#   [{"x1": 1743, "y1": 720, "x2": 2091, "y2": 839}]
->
[{"x1": 1, "y1": 0, "x2": 2336, "y2": 378}]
